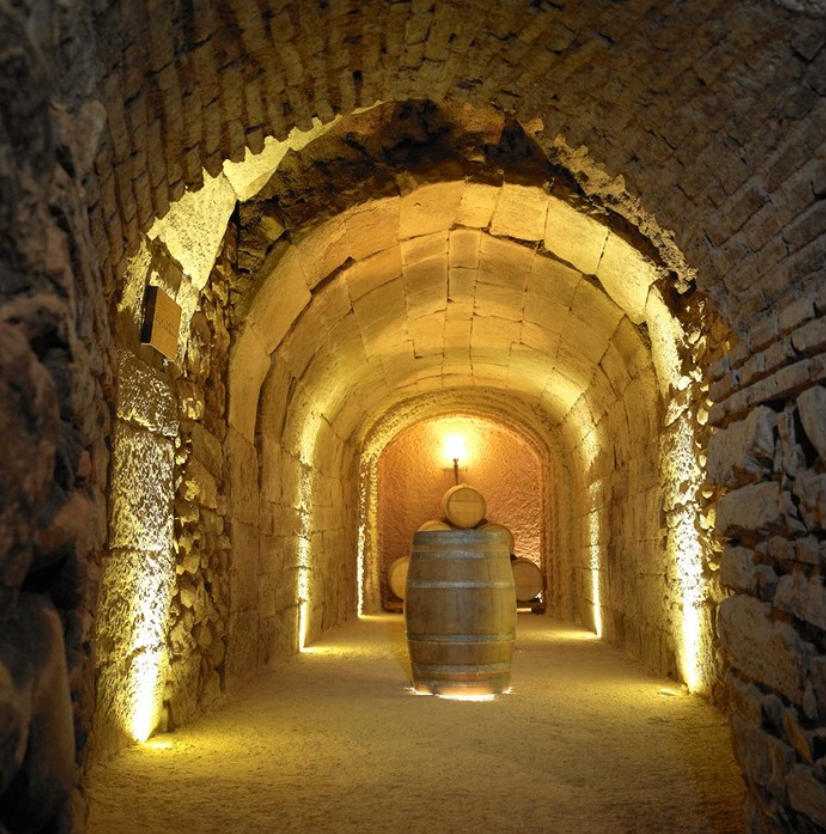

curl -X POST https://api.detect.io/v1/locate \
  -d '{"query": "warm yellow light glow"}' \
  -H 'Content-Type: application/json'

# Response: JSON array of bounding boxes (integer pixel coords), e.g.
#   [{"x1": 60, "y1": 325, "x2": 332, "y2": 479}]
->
[
  {"x1": 665, "y1": 416, "x2": 706, "y2": 693},
  {"x1": 141, "y1": 738, "x2": 175, "y2": 751},
  {"x1": 406, "y1": 687, "x2": 507, "y2": 702},
  {"x1": 296, "y1": 644, "x2": 337, "y2": 656},
  {"x1": 297, "y1": 531, "x2": 311, "y2": 653},
  {"x1": 587, "y1": 482, "x2": 603, "y2": 639},
  {"x1": 130, "y1": 648, "x2": 168, "y2": 743},
  {"x1": 437, "y1": 692, "x2": 500, "y2": 702},
  {"x1": 443, "y1": 433, "x2": 467, "y2": 463}
]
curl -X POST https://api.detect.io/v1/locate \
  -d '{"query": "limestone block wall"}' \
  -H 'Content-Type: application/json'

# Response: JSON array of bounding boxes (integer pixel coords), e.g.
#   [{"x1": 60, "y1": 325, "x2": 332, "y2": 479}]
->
[
  {"x1": 96, "y1": 232, "x2": 235, "y2": 751},
  {"x1": 251, "y1": 349, "x2": 359, "y2": 662},
  {"x1": 709, "y1": 289, "x2": 826, "y2": 832}
]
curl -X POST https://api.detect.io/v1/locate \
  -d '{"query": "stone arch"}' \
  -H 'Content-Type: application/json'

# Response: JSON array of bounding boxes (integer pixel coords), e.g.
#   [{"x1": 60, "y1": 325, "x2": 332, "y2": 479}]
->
[{"x1": 4, "y1": 4, "x2": 826, "y2": 830}]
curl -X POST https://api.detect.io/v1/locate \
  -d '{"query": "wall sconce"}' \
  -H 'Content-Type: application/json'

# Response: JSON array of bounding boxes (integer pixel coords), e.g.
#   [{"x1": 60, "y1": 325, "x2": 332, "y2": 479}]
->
[{"x1": 444, "y1": 434, "x2": 467, "y2": 485}]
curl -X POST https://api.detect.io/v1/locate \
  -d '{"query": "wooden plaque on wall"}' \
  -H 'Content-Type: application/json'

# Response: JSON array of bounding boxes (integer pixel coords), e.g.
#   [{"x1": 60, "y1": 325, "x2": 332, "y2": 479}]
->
[{"x1": 140, "y1": 286, "x2": 181, "y2": 360}]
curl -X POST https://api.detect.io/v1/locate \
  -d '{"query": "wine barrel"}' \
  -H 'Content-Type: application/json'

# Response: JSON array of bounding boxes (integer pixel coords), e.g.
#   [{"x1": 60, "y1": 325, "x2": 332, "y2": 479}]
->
[
  {"x1": 478, "y1": 521, "x2": 514, "y2": 555},
  {"x1": 441, "y1": 484, "x2": 486, "y2": 529},
  {"x1": 387, "y1": 557, "x2": 410, "y2": 600},
  {"x1": 416, "y1": 519, "x2": 453, "y2": 532},
  {"x1": 405, "y1": 529, "x2": 516, "y2": 697},
  {"x1": 511, "y1": 557, "x2": 543, "y2": 602}
]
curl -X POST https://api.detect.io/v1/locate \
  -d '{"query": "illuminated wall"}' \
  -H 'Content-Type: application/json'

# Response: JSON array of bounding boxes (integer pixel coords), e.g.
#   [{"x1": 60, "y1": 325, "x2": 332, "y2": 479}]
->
[{"x1": 376, "y1": 415, "x2": 544, "y2": 593}]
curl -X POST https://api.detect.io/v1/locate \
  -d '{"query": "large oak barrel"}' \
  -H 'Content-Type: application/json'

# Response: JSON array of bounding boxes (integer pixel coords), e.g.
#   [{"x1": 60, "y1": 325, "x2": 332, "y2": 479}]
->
[
  {"x1": 387, "y1": 557, "x2": 409, "y2": 600},
  {"x1": 405, "y1": 529, "x2": 516, "y2": 697},
  {"x1": 441, "y1": 484, "x2": 486, "y2": 529},
  {"x1": 511, "y1": 557, "x2": 543, "y2": 602}
]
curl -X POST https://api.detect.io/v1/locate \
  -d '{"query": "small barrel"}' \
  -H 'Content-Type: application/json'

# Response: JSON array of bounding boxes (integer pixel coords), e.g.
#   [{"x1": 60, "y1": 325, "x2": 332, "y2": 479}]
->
[
  {"x1": 441, "y1": 484, "x2": 486, "y2": 529},
  {"x1": 387, "y1": 557, "x2": 409, "y2": 600},
  {"x1": 405, "y1": 529, "x2": 516, "y2": 697},
  {"x1": 511, "y1": 557, "x2": 543, "y2": 602},
  {"x1": 478, "y1": 521, "x2": 514, "y2": 555},
  {"x1": 417, "y1": 519, "x2": 453, "y2": 532}
]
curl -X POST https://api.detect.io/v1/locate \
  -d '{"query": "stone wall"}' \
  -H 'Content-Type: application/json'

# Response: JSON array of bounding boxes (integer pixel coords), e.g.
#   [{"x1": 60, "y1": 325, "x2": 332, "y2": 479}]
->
[
  {"x1": 1, "y1": 2, "x2": 111, "y2": 832},
  {"x1": 710, "y1": 289, "x2": 826, "y2": 831},
  {"x1": 96, "y1": 225, "x2": 236, "y2": 749}
]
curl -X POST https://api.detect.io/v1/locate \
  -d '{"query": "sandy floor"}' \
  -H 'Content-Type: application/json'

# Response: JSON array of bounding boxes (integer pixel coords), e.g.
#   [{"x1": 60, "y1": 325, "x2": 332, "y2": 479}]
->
[{"x1": 87, "y1": 614, "x2": 746, "y2": 834}]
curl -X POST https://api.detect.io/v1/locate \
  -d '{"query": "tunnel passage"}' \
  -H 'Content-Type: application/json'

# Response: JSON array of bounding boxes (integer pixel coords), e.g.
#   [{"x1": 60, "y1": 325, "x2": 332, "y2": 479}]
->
[
  {"x1": 4, "y1": 3, "x2": 826, "y2": 832},
  {"x1": 93, "y1": 100, "x2": 725, "y2": 766}
]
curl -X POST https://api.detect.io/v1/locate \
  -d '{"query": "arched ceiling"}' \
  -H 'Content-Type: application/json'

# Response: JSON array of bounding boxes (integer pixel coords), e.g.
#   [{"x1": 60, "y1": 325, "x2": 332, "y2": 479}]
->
[
  {"x1": 238, "y1": 177, "x2": 667, "y2": 459},
  {"x1": 114, "y1": 99, "x2": 683, "y2": 476},
  {"x1": 90, "y1": 0, "x2": 820, "y2": 332}
]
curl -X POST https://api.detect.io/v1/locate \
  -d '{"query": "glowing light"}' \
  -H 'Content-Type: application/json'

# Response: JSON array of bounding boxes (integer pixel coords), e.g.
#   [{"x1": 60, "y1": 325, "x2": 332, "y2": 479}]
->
[
  {"x1": 141, "y1": 738, "x2": 175, "y2": 751},
  {"x1": 587, "y1": 483, "x2": 603, "y2": 639},
  {"x1": 297, "y1": 522, "x2": 312, "y2": 653},
  {"x1": 437, "y1": 693, "x2": 500, "y2": 702},
  {"x1": 295, "y1": 408, "x2": 322, "y2": 652},
  {"x1": 406, "y1": 687, "x2": 507, "y2": 702},
  {"x1": 665, "y1": 416, "x2": 706, "y2": 693},
  {"x1": 443, "y1": 433, "x2": 467, "y2": 463},
  {"x1": 356, "y1": 515, "x2": 366, "y2": 619},
  {"x1": 130, "y1": 647, "x2": 168, "y2": 743}
]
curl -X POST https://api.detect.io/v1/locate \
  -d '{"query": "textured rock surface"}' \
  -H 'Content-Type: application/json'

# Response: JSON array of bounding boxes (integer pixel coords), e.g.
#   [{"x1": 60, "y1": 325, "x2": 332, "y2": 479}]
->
[{"x1": 0, "y1": 595, "x2": 76, "y2": 834}]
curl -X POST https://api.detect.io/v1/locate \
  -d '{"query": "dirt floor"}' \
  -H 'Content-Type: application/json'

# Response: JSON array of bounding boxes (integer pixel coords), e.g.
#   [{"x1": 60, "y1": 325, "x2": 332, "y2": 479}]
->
[{"x1": 86, "y1": 614, "x2": 746, "y2": 834}]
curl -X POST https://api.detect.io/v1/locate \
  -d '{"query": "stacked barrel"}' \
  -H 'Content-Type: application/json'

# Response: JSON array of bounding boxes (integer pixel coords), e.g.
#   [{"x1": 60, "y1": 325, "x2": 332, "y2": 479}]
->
[
  {"x1": 403, "y1": 484, "x2": 516, "y2": 697},
  {"x1": 387, "y1": 484, "x2": 544, "y2": 607}
]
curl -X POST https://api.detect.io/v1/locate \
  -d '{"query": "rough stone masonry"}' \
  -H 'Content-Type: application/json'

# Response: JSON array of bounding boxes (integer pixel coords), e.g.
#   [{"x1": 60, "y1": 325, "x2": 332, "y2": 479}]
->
[{"x1": 2, "y1": 2, "x2": 826, "y2": 833}]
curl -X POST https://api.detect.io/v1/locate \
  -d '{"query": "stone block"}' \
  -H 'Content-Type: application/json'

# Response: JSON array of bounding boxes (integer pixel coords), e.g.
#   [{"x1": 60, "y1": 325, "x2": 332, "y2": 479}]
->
[
  {"x1": 780, "y1": 297, "x2": 816, "y2": 336},
  {"x1": 399, "y1": 181, "x2": 463, "y2": 239},
  {"x1": 793, "y1": 470, "x2": 826, "y2": 530},
  {"x1": 720, "y1": 545, "x2": 757, "y2": 592},
  {"x1": 798, "y1": 386, "x2": 826, "y2": 465},
  {"x1": 715, "y1": 481, "x2": 794, "y2": 539},
  {"x1": 291, "y1": 217, "x2": 346, "y2": 290},
  {"x1": 448, "y1": 228, "x2": 481, "y2": 269},
  {"x1": 726, "y1": 669, "x2": 763, "y2": 725},
  {"x1": 185, "y1": 421, "x2": 223, "y2": 478},
  {"x1": 227, "y1": 326, "x2": 270, "y2": 441},
  {"x1": 224, "y1": 610, "x2": 260, "y2": 689},
  {"x1": 596, "y1": 233, "x2": 659, "y2": 325},
  {"x1": 225, "y1": 427, "x2": 260, "y2": 526},
  {"x1": 776, "y1": 572, "x2": 826, "y2": 631},
  {"x1": 490, "y1": 182, "x2": 547, "y2": 241},
  {"x1": 116, "y1": 350, "x2": 178, "y2": 437},
  {"x1": 180, "y1": 457, "x2": 217, "y2": 510},
  {"x1": 544, "y1": 197, "x2": 607, "y2": 276},
  {"x1": 344, "y1": 246, "x2": 402, "y2": 302},
  {"x1": 229, "y1": 520, "x2": 259, "y2": 613},
  {"x1": 248, "y1": 245, "x2": 312, "y2": 353},
  {"x1": 344, "y1": 198, "x2": 400, "y2": 261},
  {"x1": 793, "y1": 317, "x2": 826, "y2": 356},
  {"x1": 404, "y1": 258, "x2": 448, "y2": 317},
  {"x1": 529, "y1": 253, "x2": 581, "y2": 307},
  {"x1": 178, "y1": 380, "x2": 205, "y2": 421},
  {"x1": 109, "y1": 421, "x2": 174, "y2": 552},
  {"x1": 719, "y1": 594, "x2": 812, "y2": 702},
  {"x1": 788, "y1": 765, "x2": 826, "y2": 829},
  {"x1": 731, "y1": 714, "x2": 795, "y2": 799},
  {"x1": 456, "y1": 182, "x2": 497, "y2": 228},
  {"x1": 707, "y1": 406, "x2": 777, "y2": 488}
]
